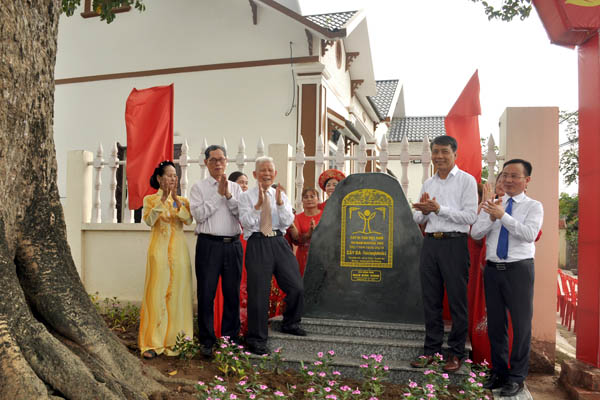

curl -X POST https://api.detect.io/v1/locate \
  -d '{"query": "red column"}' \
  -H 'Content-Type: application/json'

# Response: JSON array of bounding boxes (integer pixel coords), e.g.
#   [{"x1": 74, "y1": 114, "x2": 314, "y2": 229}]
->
[{"x1": 576, "y1": 33, "x2": 600, "y2": 367}]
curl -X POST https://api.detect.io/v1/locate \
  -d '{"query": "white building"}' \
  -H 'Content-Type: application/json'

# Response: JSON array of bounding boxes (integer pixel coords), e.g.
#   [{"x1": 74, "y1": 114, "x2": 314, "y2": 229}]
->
[{"x1": 54, "y1": 0, "x2": 411, "y2": 216}]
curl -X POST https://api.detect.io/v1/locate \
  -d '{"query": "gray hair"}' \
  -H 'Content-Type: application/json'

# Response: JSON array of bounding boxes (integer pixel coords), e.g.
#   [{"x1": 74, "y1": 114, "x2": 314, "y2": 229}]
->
[
  {"x1": 204, "y1": 145, "x2": 227, "y2": 159},
  {"x1": 255, "y1": 156, "x2": 275, "y2": 171}
]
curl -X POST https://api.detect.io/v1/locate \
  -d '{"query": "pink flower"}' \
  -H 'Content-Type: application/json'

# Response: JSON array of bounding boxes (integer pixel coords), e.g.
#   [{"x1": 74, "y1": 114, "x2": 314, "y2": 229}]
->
[
  {"x1": 259, "y1": 384, "x2": 268, "y2": 390},
  {"x1": 333, "y1": 371, "x2": 341, "y2": 376},
  {"x1": 328, "y1": 350, "x2": 335, "y2": 356},
  {"x1": 307, "y1": 388, "x2": 315, "y2": 393},
  {"x1": 409, "y1": 381, "x2": 418, "y2": 388},
  {"x1": 319, "y1": 372, "x2": 326, "y2": 377},
  {"x1": 274, "y1": 391, "x2": 285, "y2": 397},
  {"x1": 318, "y1": 352, "x2": 324, "y2": 358}
]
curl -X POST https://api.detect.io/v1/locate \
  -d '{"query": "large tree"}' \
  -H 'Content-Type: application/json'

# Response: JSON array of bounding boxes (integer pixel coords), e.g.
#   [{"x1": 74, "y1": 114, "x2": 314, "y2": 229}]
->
[{"x1": 0, "y1": 1, "x2": 175, "y2": 399}]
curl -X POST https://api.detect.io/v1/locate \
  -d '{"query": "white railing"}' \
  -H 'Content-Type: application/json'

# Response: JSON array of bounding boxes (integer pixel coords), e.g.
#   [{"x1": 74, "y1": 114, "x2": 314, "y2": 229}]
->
[{"x1": 88, "y1": 134, "x2": 502, "y2": 223}]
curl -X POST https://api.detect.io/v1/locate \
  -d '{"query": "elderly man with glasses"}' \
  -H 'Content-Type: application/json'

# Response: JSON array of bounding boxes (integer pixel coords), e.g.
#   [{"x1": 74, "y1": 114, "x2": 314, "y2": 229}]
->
[{"x1": 189, "y1": 145, "x2": 243, "y2": 357}]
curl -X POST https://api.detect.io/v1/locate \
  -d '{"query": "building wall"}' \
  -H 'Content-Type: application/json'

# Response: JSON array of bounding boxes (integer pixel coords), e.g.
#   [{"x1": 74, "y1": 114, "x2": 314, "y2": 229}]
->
[{"x1": 54, "y1": 0, "x2": 319, "y2": 208}]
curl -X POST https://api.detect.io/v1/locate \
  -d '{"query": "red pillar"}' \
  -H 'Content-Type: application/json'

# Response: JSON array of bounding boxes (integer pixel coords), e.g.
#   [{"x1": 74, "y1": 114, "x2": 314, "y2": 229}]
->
[{"x1": 576, "y1": 33, "x2": 600, "y2": 367}]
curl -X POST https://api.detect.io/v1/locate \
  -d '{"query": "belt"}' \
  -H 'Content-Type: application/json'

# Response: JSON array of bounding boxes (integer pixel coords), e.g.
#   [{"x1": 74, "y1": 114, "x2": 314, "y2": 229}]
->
[
  {"x1": 487, "y1": 259, "x2": 533, "y2": 270},
  {"x1": 425, "y1": 232, "x2": 467, "y2": 239},
  {"x1": 198, "y1": 233, "x2": 239, "y2": 243},
  {"x1": 250, "y1": 230, "x2": 283, "y2": 238}
]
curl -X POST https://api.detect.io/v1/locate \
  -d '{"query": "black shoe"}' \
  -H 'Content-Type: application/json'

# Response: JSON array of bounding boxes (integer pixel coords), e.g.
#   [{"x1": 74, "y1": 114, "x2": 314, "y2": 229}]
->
[
  {"x1": 483, "y1": 373, "x2": 507, "y2": 390},
  {"x1": 500, "y1": 381, "x2": 524, "y2": 397},
  {"x1": 200, "y1": 344, "x2": 213, "y2": 358},
  {"x1": 281, "y1": 326, "x2": 307, "y2": 336},
  {"x1": 247, "y1": 343, "x2": 270, "y2": 356}
]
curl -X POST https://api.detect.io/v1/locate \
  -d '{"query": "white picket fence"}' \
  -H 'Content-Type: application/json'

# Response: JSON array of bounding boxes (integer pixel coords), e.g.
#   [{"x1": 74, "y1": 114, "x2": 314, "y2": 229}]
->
[{"x1": 88, "y1": 134, "x2": 501, "y2": 223}]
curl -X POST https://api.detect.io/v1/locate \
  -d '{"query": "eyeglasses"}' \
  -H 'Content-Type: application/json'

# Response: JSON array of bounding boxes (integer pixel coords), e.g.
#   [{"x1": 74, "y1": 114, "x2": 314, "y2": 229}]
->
[
  {"x1": 207, "y1": 157, "x2": 227, "y2": 164},
  {"x1": 499, "y1": 173, "x2": 526, "y2": 180}
]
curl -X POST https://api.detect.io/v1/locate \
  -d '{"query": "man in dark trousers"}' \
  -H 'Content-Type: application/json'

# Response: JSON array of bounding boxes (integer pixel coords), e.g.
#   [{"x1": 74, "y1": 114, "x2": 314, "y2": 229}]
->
[
  {"x1": 189, "y1": 145, "x2": 243, "y2": 357},
  {"x1": 238, "y1": 156, "x2": 305, "y2": 355},
  {"x1": 471, "y1": 159, "x2": 543, "y2": 397},
  {"x1": 411, "y1": 135, "x2": 478, "y2": 373}
]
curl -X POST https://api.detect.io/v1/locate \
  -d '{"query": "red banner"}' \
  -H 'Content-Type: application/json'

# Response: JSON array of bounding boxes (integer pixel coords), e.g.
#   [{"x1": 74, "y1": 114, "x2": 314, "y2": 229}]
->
[
  {"x1": 125, "y1": 84, "x2": 174, "y2": 210},
  {"x1": 444, "y1": 70, "x2": 482, "y2": 183}
]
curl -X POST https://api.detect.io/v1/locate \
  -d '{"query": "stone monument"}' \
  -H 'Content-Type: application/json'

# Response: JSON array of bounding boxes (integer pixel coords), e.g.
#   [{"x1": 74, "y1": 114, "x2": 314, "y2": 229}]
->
[{"x1": 303, "y1": 172, "x2": 424, "y2": 324}]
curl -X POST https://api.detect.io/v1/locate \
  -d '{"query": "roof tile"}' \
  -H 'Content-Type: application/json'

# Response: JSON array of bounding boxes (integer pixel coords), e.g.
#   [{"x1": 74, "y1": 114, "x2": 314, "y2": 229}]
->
[
  {"x1": 367, "y1": 80, "x2": 399, "y2": 120},
  {"x1": 388, "y1": 116, "x2": 446, "y2": 142},
  {"x1": 305, "y1": 11, "x2": 358, "y2": 32}
]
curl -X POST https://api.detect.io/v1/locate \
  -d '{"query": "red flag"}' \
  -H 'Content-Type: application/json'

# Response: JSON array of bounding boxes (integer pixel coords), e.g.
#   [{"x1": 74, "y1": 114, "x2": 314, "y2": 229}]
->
[
  {"x1": 444, "y1": 70, "x2": 482, "y2": 182},
  {"x1": 125, "y1": 84, "x2": 174, "y2": 210}
]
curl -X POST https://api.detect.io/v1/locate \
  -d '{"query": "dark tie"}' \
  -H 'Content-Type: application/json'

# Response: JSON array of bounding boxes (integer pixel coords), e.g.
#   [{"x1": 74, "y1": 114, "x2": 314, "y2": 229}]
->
[{"x1": 496, "y1": 197, "x2": 513, "y2": 260}]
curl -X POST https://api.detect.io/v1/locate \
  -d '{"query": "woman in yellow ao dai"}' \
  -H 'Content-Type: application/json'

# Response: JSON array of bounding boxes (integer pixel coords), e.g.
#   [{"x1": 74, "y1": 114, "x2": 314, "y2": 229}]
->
[{"x1": 139, "y1": 161, "x2": 194, "y2": 358}]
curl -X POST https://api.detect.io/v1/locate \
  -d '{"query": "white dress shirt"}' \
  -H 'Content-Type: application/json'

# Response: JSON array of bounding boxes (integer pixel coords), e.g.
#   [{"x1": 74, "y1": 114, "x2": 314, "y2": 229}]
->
[
  {"x1": 412, "y1": 165, "x2": 478, "y2": 233},
  {"x1": 471, "y1": 192, "x2": 544, "y2": 262},
  {"x1": 189, "y1": 176, "x2": 242, "y2": 236},
  {"x1": 239, "y1": 186, "x2": 294, "y2": 240}
]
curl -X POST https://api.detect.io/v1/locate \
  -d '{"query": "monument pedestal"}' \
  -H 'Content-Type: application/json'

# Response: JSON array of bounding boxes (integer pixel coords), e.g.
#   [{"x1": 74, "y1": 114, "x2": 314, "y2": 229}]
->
[{"x1": 269, "y1": 316, "x2": 469, "y2": 384}]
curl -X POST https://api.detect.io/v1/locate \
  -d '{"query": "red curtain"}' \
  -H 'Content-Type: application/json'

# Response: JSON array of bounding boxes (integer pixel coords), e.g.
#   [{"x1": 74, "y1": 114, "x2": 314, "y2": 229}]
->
[
  {"x1": 444, "y1": 70, "x2": 482, "y2": 183},
  {"x1": 125, "y1": 84, "x2": 174, "y2": 210}
]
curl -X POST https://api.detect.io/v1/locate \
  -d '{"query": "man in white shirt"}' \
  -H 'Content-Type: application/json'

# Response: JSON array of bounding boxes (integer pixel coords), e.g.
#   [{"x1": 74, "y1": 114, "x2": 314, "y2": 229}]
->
[
  {"x1": 239, "y1": 157, "x2": 305, "y2": 355},
  {"x1": 189, "y1": 145, "x2": 243, "y2": 357},
  {"x1": 411, "y1": 135, "x2": 478, "y2": 373},
  {"x1": 471, "y1": 159, "x2": 543, "y2": 397}
]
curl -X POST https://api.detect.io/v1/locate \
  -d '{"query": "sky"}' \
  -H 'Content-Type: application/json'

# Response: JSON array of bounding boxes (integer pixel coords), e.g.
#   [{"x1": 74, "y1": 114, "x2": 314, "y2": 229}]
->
[{"x1": 300, "y1": 0, "x2": 579, "y2": 193}]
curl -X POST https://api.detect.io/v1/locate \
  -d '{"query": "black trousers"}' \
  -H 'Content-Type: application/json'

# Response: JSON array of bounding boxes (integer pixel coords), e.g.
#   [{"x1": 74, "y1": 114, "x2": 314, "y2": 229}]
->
[
  {"x1": 419, "y1": 236, "x2": 470, "y2": 358},
  {"x1": 245, "y1": 234, "x2": 304, "y2": 347},
  {"x1": 195, "y1": 235, "x2": 243, "y2": 347},
  {"x1": 484, "y1": 259, "x2": 534, "y2": 383}
]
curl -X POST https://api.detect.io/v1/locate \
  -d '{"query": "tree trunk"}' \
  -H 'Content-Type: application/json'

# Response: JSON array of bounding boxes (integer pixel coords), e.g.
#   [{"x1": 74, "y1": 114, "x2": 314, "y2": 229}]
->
[{"x1": 0, "y1": 2, "x2": 165, "y2": 398}]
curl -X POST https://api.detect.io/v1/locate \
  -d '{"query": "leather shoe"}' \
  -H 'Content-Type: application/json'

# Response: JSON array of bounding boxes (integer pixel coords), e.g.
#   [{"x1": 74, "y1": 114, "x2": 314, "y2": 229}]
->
[
  {"x1": 200, "y1": 344, "x2": 213, "y2": 358},
  {"x1": 247, "y1": 343, "x2": 270, "y2": 356},
  {"x1": 281, "y1": 326, "x2": 307, "y2": 336},
  {"x1": 410, "y1": 355, "x2": 433, "y2": 368},
  {"x1": 442, "y1": 355, "x2": 462, "y2": 373},
  {"x1": 483, "y1": 373, "x2": 507, "y2": 390},
  {"x1": 500, "y1": 381, "x2": 524, "y2": 397}
]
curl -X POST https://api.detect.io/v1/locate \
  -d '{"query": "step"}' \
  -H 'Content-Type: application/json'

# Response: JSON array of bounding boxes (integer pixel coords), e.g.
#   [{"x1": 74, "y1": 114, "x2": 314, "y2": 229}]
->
[
  {"x1": 270, "y1": 316, "x2": 440, "y2": 341},
  {"x1": 268, "y1": 329, "x2": 424, "y2": 361},
  {"x1": 273, "y1": 350, "x2": 470, "y2": 385}
]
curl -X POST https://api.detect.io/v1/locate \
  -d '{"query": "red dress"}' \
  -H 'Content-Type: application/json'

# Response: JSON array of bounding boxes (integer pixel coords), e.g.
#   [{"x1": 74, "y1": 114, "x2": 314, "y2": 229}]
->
[{"x1": 291, "y1": 211, "x2": 323, "y2": 276}]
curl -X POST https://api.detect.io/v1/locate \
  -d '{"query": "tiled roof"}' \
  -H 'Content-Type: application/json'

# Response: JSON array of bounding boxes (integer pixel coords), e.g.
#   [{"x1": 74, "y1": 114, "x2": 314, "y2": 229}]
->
[
  {"x1": 367, "y1": 80, "x2": 399, "y2": 121},
  {"x1": 387, "y1": 116, "x2": 446, "y2": 142},
  {"x1": 305, "y1": 11, "x2": 358, "y2": 32}
]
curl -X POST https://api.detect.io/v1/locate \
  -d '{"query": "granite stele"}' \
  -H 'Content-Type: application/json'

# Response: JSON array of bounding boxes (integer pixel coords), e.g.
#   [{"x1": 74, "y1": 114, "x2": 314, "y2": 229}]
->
[{"x1": 303, "y1": 173, "x2": 424, "y2": 324}]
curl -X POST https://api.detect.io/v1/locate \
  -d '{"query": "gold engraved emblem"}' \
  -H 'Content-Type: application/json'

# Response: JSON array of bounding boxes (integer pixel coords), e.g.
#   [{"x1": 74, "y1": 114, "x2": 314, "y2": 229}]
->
[{"x1": 340, "y1": 189, "x2": 393, "y2": 269}]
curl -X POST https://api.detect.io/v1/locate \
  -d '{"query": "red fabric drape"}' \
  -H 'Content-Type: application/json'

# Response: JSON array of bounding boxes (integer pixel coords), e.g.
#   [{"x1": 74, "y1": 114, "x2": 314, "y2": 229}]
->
[
  {"x1": 444, "y1": 70, "x2": 482, "y2": 183},
  {"x1": 125, "y1": 84, "x2": 174, "y2": 210}
]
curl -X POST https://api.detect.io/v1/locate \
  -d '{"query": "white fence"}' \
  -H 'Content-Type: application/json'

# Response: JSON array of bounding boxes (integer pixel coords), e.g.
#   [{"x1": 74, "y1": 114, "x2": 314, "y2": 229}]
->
[{"x1": 88, "y1": 134, "x2": 501, "y2": 223}]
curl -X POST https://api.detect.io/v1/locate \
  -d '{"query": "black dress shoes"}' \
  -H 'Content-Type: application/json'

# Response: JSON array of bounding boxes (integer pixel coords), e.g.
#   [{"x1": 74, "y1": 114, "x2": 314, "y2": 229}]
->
[
  {"x1": 500, "y1": 381, "x2": 524, "y2": 397},
  {"x1": 200, "y1": 344, "x2": 213, "y2": 358},
  {"x1": 281, "y1": 326, "x2": 307, "y2": 336},
  {"x1": 482, "y1": 373, "x2": 507, "y2": 390},
  {"x1": 247, "y1": 343, "x2": 270, "y2": 356}
]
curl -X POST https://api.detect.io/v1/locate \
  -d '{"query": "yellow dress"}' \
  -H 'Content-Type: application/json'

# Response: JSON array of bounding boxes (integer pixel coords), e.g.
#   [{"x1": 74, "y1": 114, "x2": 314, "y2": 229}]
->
[{"x1": 138, "y1": 190, "x2": 194, "y2": 356}]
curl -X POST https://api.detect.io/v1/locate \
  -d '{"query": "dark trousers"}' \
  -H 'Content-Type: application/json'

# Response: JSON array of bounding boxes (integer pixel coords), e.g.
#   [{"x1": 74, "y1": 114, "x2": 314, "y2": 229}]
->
[
  {"x1": 195, "y1": 235, "x2": 243, "y2": 347},
  {"x1": 419, "y1": 236, "x2": 470, "y2": 358},
  {"x1": 484, "y1": 259, "x2": 534, "y2": 383},
  {"x1": 245, "y1": 234, "x2": 304, "y2": 347}
]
